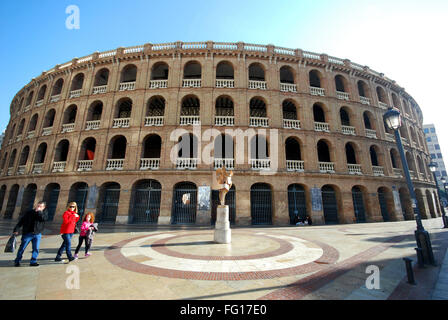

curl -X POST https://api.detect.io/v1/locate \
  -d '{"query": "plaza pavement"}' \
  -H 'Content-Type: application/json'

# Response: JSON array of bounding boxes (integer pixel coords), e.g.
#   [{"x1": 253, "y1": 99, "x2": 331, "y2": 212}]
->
[{"x1": 0, "y1": 217, "x2": 447, "y2": 300}]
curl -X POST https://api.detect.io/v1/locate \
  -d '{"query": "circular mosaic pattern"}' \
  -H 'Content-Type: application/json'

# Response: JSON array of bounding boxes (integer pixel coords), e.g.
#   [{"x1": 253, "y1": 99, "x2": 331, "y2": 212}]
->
[{"x1": 105, "y1": 230, "x2": 339, "y2": 280}]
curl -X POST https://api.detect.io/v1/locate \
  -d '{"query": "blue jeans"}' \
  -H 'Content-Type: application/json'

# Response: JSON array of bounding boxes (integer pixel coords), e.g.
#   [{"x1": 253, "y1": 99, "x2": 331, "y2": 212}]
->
[
  {"x1": 56, "y1": 233, "x2": 74, "y2": 259},
  {"x1": 15, "y1": 233, "x2": 41, "y2": 264}
]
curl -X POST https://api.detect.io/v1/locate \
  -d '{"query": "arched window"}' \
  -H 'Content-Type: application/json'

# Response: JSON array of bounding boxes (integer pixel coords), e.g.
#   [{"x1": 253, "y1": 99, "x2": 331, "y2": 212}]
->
[
  {"x1": 335, "y1": 75, "x2": 347, "y2": 92},
  {"x1": 309, "y1": 70, "x2": 322, "y2": 87},
  {"x1": 37, "y1": 85, "x2": 47, "y2": 102},
  {"x1": 339, "y1": 107, "x2": 351, "y2": 126},
  {"x1": 317, "y1": 140, "x2": 331, "y2": 162},
  {"x1": 313, "y1": 103, "x2": 326, "y2": 122},
  {"x1": 180, "y1": 95, "x2": 200, "y2": 125},
  {"x1": 216, "y1": 61, "x2": 234, "y2": 79},
  {"x1": 109, "y1": 136, "x2": 127, "y2": 159},
  {"x1": 285, "y1": 137, "x2": 302, "y2": 161},
  {"x1": 94, "y1": 68, "x2": 109, "y2": 86},
  {"x1": 151, "y1": 62, "x2": 169, "y2": 80},
  {"x1": 250, "y1": 135, "x2": 269, "y2": 160},
  {"x1": 130, "y1": 179, "x2": 161, "y2": 224},
  {"x1": 171, "y1": 182, "x2": 197, "y2": 224},
  {"x1": 369, "y1": 146, "x2": 380, "y2": 166},
  {"x1": 120, "y1": 64, "x2": 137, "y2": 83},
  {"x1": 70, "y1": 73, "x2": 84, "y2": 91},
  {"x1": 28, "y1": 114, "x2": 38, "y2": 132},
  {"x1": 146, "y1": 96, "x2": 165, "y2": 117},
  {"x1": 357, "y1": 80, "x2": 369, "y2": 98},
  {"x1": 183, "y1": 61, "x2": 201, "y2": 79},
  {"x1": 280, "y1": 66, "x2": 294, "y2": 84},
  {"x1": 51, "y1": 78, "x2": 64, "y2": 96},
  {"x1": 376, "y1": 86, "x2": 388, "y2": 104},
  {"x1": 177, "y1": 133, "x2": 198, "y2": 159},
  {"x1": 248, "y1": 63, "x2": 265, "y2": 81},
  {"x1": 142, "y1": 134, "x2": 162, "y2": 159},
  {"x1": 215, "y1": 96, "x2": 234, "y2": 117},
  {"x1": 282, "y1": 100, "x2": 298, "y2": 120},
  {"x1": 115, "y1": 98, "x2": 132, "y2": 119},
  {"x1": 54, "y1": 140, "x2": 70, "y2": 162},
  {"x1": 43, "y1": 109, "x2": 56, "y2": 128},
  {"x1": 34, "y1": 143, "x2": 47, "y2": 164},
  {"x1": 19, "y1": 146, "x2": 30, "y2": 166},
  {"x1": 250, "y1": 183, "x2": 272, "y2": 225},
  {"x1": 345, "y1": 143, "x2": 357, "y2": 164},
  {"x1": 249, "y1": 97, "x2": 267, "y2": 127},
  {"x1": 87, "y1": 101, "x2": 103, "y2": 121},
  {"x1": 79, "y1": 138, "x2": 96, "y2": 161},
  {"x1": 25, "y1": 91, "x2": 34, "y2": 107},
  {"x1": 63, "y1": 105, "x2": 77, "y2": 124},
  {"x1": 363, "y1": 111, "x2": 375, "y2": 130}
]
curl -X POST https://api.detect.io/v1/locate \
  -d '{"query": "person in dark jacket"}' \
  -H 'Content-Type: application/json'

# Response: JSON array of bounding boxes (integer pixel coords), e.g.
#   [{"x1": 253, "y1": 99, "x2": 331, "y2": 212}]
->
[
  {"x1": 54, "y1": 202, "x2": 80, "y2": 262},
  {"x1": 13, "y1": 201, "x2": 47, "y2": 267}
]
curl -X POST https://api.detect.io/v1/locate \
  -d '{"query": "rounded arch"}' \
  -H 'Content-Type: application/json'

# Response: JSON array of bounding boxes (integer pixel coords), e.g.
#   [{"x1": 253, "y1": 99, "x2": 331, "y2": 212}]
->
[
  {"x1": 215, "y1": 95, "x2": 234, "y2": 117},
  {"x1": 249, "y1": 96, "x2": 267, "y2": 118},
  {"x1": 37, "y1": 85, "x2": 47, "y2": 101},
  {"x1": 51, "y1": 78, "x2": 64, "y2": 96},
  {"x1": 339, "y1": 106, "x2": 352, "y2": 126},
  {"x1": 321, "y1": 184, "x2": 340, "y2": 224},
  {"x1": 425, "y1": 190, "x2": 436, "y2": 218},
  {"x1": 63, "y1": 104, "x2": 77, "y2": 124},
  {"x1": 115, "y1": 97, "x2": 132, "y2": 118},
  {"x1": 181, "y1": 94, "x2": 200, "y2": 116},
  {"x1": 351, "y1": 185, "x2": 368, "y2": 223},
  {"x1": 43, "y1": 183, "x2": 61, "y2": 221},
  {"x1": 68, "y1": 182, "x2": 89, "y2": 219},
  {"x1": 183, "y1": 61, "x2": 202, "y2": 79},
  {"x1": 363, "y1": 110, "x2": 376, "y2": 130},
  {"x1": 213, "y1": 133, "x2": 234, "y2": 159},
  {"x1": 146, "y1": 96, "x2": 165, "y2": 117},
  {"x1": 279, "y1": 65, "x2": 295, "y2": 84},
  {"x1": 54, "y1": 139, "x2": 70, "y2": 162},
  {"x1": 28, "y1": 114, "x2": 38, "y2": 132},
  {"x1": 248, "y1": 63, "x2": 265, "y2": 81},
  {"x1": 87, "y1": 100, "x2": 103, "y2": 121},
  {"x1": 287, "y1": 183, "x2": 308, "y2": 224},
  {"x1": 19, "y1": 183, "x2": 37, "y2": 218},
  {"x1": 94, "y1": 68, "x2": 109, "y2": 86},
  {"x1": 309, "y1": 69, "x2": 323, "y2": 88},
  {"x1": 70, "y1": 73, "x2": 84, "y2": 91},
  {"x1": 120, "y1": 64, "x2": 137, "y2": 83},
  {"x1": 171, "y1": 181, "x2": 197, "y2": 224},
  {"x1": 335, "y1": 74, "x2": 348, "y2": 92},
  {"x1": 285, "y1": 136, "x2": 302, "y2": 161},
  {"x1": 377, "y1": 187, "x2": 394, "y2": 222},
  {"x1": 19, "y1": 145, "x2": 30, "y2": 166},
  {"x1": 141, "y1": 134, "x2": 162, "y2": 158},
  {"x1": 390, "y1": 148, "x2": 401, "y2": 169},
  {"x1": 376, "y1": 86, "x2": 388, "y2": 104},
  {"x1": 317, "y1": 139, "x2": 332, "y2": 162},
  {"x1": 4, "y1": 184, "x2": 19, "y2": 219},
  {"x1": 216, "y1": 61, "x2": 234, "y2": 79},
  {"x1": 108, "y1": 135, "x2": 127, "y2": 159},
  {"x1": 250, "y1": 134, "x2": 269, "y2": 159},
  {"x1": 97, "y1": 182, "x2": 121, "y2": 223},
  {"x1": 357, "y1": 80, "x2": 370, "y2": 98},
  {"x1": 313, "y1": 102, "x2": 327, "y2": 122},
  {"x1": 34, "y1": 142, "x2": 47, "y2": 164},
  {"x1": 345, "y1": 142, "x2": 358, "y2": 164},
  {"x1": 282, "y1": 99, "x2": 298, "y2": 120},
  {"x1": 151, "y1": 62, "x2": 169, "y2": 80},
  {"x1": 129, "y1": 179, "x2": 162, "y2": 224},
  {"x1": 250, "y1": 183, "x2": 273, "y2": 225},
  {"x1": 177, "y1": 133, "x2": 199, "y2": 158},
  {"x1": 43, "y1": 109, "x2": 56, "y2": 128}
]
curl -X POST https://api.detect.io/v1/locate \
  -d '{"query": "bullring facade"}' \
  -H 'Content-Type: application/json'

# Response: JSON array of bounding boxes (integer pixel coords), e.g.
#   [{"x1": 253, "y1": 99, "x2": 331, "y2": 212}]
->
[{"x1": 0, "y1": 41, "x2": 442, "y2": 226}]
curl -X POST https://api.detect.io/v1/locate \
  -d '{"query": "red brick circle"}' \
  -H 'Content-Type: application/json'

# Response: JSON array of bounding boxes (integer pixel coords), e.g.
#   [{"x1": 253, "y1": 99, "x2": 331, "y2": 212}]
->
[
  {"x1": 150, "y1": 233, "x2": 293, "y2": 260},
  {"x1": 104, "y1": 231, "x2": 339, "y2": 281}
]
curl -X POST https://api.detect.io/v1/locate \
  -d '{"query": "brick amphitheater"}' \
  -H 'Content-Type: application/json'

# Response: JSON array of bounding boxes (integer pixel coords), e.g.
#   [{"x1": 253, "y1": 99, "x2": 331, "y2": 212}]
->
[{"x1": 0, "y1": 41, "x2": 442, "y2": 226}]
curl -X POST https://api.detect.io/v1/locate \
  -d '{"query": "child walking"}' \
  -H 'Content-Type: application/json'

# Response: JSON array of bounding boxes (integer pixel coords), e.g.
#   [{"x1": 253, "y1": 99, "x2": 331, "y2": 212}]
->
[{"x1": 74, "y1": 212, "x2": 97, "y2": 258}]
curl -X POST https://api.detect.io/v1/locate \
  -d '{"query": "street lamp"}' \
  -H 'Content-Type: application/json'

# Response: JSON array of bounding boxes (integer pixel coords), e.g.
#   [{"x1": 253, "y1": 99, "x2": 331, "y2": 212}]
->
[
  {"x1": 383, "y1": 107, "x2": 436, "y2": 265},
  {"x1": 429, "y1": 164, "x2": 448, "y2": 228}
]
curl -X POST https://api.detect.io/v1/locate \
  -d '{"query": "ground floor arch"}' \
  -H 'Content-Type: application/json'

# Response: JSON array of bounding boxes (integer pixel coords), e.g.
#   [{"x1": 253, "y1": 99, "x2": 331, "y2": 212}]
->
[
  {"x1": 250, "y1": 183, "x2": 273, "y2": 225},
  {"x1": 130, "y1": 179, "x2": 161, "y2": 224},
  {"x1": 287, "y1": 184, "x2": 307, "y2": 224},
  {"x1": 171, "y1": 182, "x2": 197, "y2": 225},
  {"x1": 97, "y1": 182, "x2": 121, "y2": 223}
]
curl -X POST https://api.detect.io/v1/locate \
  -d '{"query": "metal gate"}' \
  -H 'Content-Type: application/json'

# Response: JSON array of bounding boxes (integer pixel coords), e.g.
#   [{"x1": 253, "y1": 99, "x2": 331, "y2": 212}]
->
[
  {"x1": 251, "y1": 184, "x2": 272, "y2": 225},
  {"x1": 0, "y1": 187, "x2": 6, "y2": 213},
  {"x1": 44, "y1": 187, "x2": 60, "y2": 221},
  {"x1": 131, "y1": 180, "x2": 161, "y2": 224},
  {"x1": 20, "y1": 186, "x2": 37, "y2": 218},
  {"x1": 4, "y1": 187, "x2": 19, "y2": 219},
  {"x1": 378, "y1": 190, "x2": 390, "y2": 222},
  {"x1": 171, "y1": 182, "x2": 197, "y2": 224},
  {"x1": 71, "y1": 186, "x2": 89, "y2": 220},
  {"x1": 99, "y1": 188, "x2": 120, "y2": 224},
  {"x1": 211, "y1": 187, "x2": 235, "y2": 225},
  {"x1": 322, "y1": 188, "x2": 339, "y2": 224},
  {"x1": 288, "y1": 184, "x2": 307, "y2": 224},
  {"x1": 351, "y1": 188, "x2": 366, "y2": 223}
]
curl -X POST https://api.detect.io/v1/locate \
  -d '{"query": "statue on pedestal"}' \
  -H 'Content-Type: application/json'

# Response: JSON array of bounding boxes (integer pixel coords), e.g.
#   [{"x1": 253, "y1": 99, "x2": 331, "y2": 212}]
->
[{"x1": 215, "y1": 166, "x2": 233, "y2": 206}]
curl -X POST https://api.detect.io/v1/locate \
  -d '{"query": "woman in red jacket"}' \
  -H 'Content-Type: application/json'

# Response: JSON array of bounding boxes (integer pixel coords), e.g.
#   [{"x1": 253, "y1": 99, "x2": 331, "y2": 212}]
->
[{"x1": 54, "y1": 202, "x2": 80, "y2": 262}]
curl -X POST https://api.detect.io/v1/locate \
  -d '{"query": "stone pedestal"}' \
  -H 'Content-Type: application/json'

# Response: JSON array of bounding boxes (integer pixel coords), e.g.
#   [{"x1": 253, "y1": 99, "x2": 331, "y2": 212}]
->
[{"x1": 214, "y1": 205, "x2": 231, "y2": 244}]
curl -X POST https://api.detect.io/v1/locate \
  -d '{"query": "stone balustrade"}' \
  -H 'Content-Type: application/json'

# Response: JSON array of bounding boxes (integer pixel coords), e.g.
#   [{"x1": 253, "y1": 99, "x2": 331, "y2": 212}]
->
[
  {"x1": 144, "y1": 116, "x2": 164, "y2": 126},
  {"x1": 249, "y1": 117, "x2": 269, "y2": 127},
  {"x1": 112, "y1": 118, "x2": 130, "y2": 128},
  {"x1": 286, "y1": 160, "x2": 304, "y2": 172},
  {"x1": 283, "y1": 119, "x2": 301, "y2": 130},
  {"x1": 215, "y1": 116, "x2": 234, "y2": 126},
  {"x1": 106, "y1": 159, "x2": 124, "y2": 170},
  {"x1": 140, "y1": 158, "x2": 160, "y2": 170}
]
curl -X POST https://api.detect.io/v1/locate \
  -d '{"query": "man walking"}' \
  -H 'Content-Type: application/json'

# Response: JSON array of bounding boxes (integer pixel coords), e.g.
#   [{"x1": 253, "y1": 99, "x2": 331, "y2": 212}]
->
[{"x1": 13, "y1": 201, "x2": 47, "y2": 267}]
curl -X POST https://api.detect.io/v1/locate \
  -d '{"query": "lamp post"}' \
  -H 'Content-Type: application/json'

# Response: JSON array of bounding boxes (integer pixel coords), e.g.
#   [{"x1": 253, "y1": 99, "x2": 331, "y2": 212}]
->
[
  {"x1": 429, "y1": 163, "x2": 448, "y2": 228},
  {"x1": 383, "y1": 107, "x2": 436, "y2": 265}
]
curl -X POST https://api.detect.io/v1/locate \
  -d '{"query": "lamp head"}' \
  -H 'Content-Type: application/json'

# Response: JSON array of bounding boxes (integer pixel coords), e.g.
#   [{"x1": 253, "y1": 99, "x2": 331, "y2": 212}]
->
[
  {"x1": 428, "y1": 162, "x2": 438, "y2": 172},
  {"x1": 383, "y1": 107, "x2": 402, "y2": 131}
]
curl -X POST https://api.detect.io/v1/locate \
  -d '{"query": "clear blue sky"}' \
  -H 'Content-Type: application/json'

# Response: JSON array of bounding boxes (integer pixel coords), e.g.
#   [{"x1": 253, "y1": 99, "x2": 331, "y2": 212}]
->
[{"x1": 1, "y1": 0, "x2": 447, "y2": 159}]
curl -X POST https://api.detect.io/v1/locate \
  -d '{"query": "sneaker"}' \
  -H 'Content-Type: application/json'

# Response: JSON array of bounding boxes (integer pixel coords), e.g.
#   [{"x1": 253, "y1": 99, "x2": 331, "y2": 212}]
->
[
  {"x1": 54, "y1": 257, "x2": 63, "y2": 262},
  {"x1": 29, "y1": 263, "x2": 39, "y2": 267},
  {"x1": 74, "y1": 254, "x2": 78, "y2": 259},
  {"x1": 14, "y1": 262, "x2": 20, "y2": 267},
  {"x1": 68, "y1": 257, "x2": 75, "y2": 262},
  {"x1": 85, "y1": 253, "x2": 91, "y2": 257}
]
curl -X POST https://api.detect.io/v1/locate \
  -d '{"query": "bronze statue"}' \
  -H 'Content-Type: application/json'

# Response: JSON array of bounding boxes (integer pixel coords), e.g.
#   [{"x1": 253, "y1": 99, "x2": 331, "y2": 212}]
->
[{"x1": 215, "y1": 166, "x2": 233, "y2": 206}]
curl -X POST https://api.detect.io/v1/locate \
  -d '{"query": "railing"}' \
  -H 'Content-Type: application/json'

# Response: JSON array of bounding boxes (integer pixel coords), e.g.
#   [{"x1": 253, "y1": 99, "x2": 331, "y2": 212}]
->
[
  {"x1": 213, "y1": 42, "x2": 238, "y2": 50},
  {"x1": 180, "y1": 116, "x2": 200, "y2": 125},
  {"x1": 176, "y1": 158, "x2": 198, "y2": 170},
  {"x1": 378, "y1": 102, "x2": 388, "y2": 109},
  {"x1": 216, "y1": 79, "x2": 234, "y2": 88},
  {"x1": 77, "y1": 160, "x2": 93, "y2": 171},
  {"x1": 365, "y1": 129, "x2": 377, "y2": 139},
  {"x1": 24, "y1": 105, "x2": 31, "y2": 112},
  {"x1": 385, "y1": 133, "x2": 395, "y2": 142},
  {"x1": 360, "y1": 96, "x2": 370, "y2": 105},
  {"x1": 341, "y1": 125, "x2": 355, "y2": 135},
  {"x1": 215, "y1": 116, "x2": 234, "y2": 126},
  {"x1": 15, "y1": 134, "x2": 22, "y2": 142},
  {"x1": 50, "y1": 94, "x2": 61, "y2": 103},
  {"x1": 214, "y1": 158, "x2": 235, "y2": 170},
  {"x1": 140, "y1": 158, "x2": 160, "y2": 170},
  {"x1": 69, "y1": 89, "x2": 82, "y2": 98},
  {"x1": 26, "y1": 131, "x2": 35, "y2": 139},
  {"x1": 61, "y1": 123, "x2": 75, "y2": 133},
  {"x1": 348, "y1": 164, "x2": 362, "y2": 175},
  {"x1": 32, "y1": 163, "x2": 44, "y2": 174},
  {"x1": 418, "y1": 172, "x2": 425, "y2": 180},
  {"x1": 303, "y1": 51, "x2": 321, "y2": 60},
  {"x1": 119, "y1": 82, "x2": 135, "y2": 91},
  {"x1": 336, "y1": 91, "x2": 349, "y2": 100},
  {"x1": 123, "y1": 46, "x2": 144, "y2": 54},
  {"x1": 149, "y1": 80, "x2": 168, "y2": 89},
  {"x1": 182, "y1": 79, "x2": 201, "y2": 88},
  {"x1": 372, "y1": 166, "x2": 385, "y2": 176},
  {"x1": 42, "y1": 127, "x2": 52, "y2": 136},
  {"x1": 92, "y1": 85, "x2": 107, "y2": 94},
  {"x1": 314, "y1": 122, "x2": 330, "y2": 132},
  {"x1": 283, "y1": 119, "x2": 301, "y2": 130},
  {"x1": 250, "y1": 159, "x2": 271, "y2": 170},
  {"x1": 250, "y1": 117, "x2": 269, "y2": 127},
  {"x1": 112, "y1": 118, "x2": 130, "y2": 128},
  {"x1": 409, "y1": 170, "x2": 416, "y2": 179},
  {"x1": 106, "y1": 159, "x2": 124, "y2": 170},
  {"x1": 401, "y1": 137, "x2": 409, "y2": 146},
  {"x1": 248, "y1": 80, "x2": 267, "y2": 90},
  {"x1": 286, "y1": 160, "x2": 304, "y2": 172},
  {"x1": 6, "y1": 167, "x2": 13, "y2": 176},
  {"x1": 393, "y1": 168, "x2": 403, "y2": 177},
  {"x1": 280, "y1": 83, "x2": 297, "y2": 92},
  {"x1": 85, "y1": 120, "x2": 100, "y2": 130},
  {"x1": 310, "y1": 87, "x2": 325, "y2": 96},
  {"x1": 52, "y1": 161, "x2": 67, "y2": 172},
  {"x1": 144, "y1": 116, "x2": 164, "y2": 126},
  {"x1": 35, "y1": 100, "x2": 44, "y2": 107},
  {"x1": 17, "y1": 165, "x2": 26, "y2": 175},
  {"x1": 319, "y1": 162, "x2": 335, "y2": 173}
]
